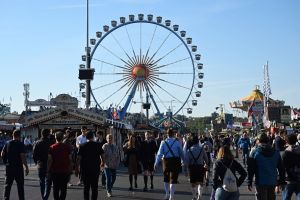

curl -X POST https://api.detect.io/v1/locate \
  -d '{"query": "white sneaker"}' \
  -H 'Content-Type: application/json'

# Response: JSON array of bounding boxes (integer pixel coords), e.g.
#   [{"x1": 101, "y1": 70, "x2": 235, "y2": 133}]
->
[{"x1": 107, "y1": 192, "x2": 112, "y2": 197}]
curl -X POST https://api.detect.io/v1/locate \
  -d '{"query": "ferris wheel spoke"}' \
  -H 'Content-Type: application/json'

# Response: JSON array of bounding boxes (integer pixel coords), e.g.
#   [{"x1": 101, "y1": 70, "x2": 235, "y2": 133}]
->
[
  {"x1": 99, "y1": 44, "x2": 132, "y2": 67},
  {"x1": 153, "y1": 57, "x2": 190, "y2": 70},
  {"x1": 125, "y1": 25, "x2": 139, "y2": 63},
  {"x1": 99, "y1": 81, "x2": 133, "y2": 105},
  {"x1": 154, "y1": 72, "x2": 193, "y2": 75},
  {"x1": 92, "y1": 77, "x2": 131, "y2": 91},
  {"x1": 116, "y1": 79, "x2": 135, "y2": 107},
  {"x1": 147, "y1": 78, "x2": 157, "y2": 88},
  {"x1": 94, "y1": 72, "x2": 130, "y2": 75},
  {"x1": 111, "y1": 33, "x2": 136, "y2": 66},
  {"x1": 93, "y1": 58, "x2": 130, "y2": 71},
  {"x1": 148, "y1": 86, "x2": 168, "y2": 111},
  {"x1": 148, "y1": 32, "x2": 172, "y2": 62},
  {"x1": 150, "y1": 80, "x2": 184, "y2": 104},
  {"x1": 145, "y1": 25, "x2": 158, "y2": 60},
  {"x1": 154, "y1": 77, "x2": 190, "y2": 90},
  {"x1": 94, "y1": 72, "x2": 130, "y2": 77},
  {"x1": 151, "y1": 43, "x2": 183, "y2": 66},
  {"x1": 144, "y1": 82, "x2": 166, "y2": 115}
]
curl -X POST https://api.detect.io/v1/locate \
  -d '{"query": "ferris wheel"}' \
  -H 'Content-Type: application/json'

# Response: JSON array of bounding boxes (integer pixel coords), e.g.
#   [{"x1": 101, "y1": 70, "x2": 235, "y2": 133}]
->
[{"x1": 80, "y1": 14, "x2": 204, "y2": 120}]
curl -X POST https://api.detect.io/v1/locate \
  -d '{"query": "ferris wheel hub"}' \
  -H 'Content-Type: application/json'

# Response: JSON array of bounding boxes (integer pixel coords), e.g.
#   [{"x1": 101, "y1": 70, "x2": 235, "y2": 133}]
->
[{"x1": 131, "y1": 64, "x2": 150, "y2": 80}]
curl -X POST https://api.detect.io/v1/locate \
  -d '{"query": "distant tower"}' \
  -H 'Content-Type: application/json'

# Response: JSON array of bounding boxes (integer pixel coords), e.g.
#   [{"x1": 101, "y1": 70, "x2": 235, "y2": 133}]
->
[{"x1": 23, "y1": 83, "x2": 30, "y2": 111}]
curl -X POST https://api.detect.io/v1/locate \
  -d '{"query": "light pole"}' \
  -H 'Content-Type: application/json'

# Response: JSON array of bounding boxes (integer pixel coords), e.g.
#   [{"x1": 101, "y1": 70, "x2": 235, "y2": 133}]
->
[{"x1": 85, "y1": 0, "x2": 91, "y2": 109}]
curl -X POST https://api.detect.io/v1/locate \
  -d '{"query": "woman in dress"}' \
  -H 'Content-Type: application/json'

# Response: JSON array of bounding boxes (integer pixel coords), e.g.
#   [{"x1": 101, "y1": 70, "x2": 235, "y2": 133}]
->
[{"x1": 123, "y1": 134, "x2": 141, "y2": 190}]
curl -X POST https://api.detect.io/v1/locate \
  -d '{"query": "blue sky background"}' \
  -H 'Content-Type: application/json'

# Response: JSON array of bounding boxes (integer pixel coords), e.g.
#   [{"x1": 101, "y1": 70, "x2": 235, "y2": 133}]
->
[{"x1": 0, "y1": 0, "x2": 299, "y2": 117}]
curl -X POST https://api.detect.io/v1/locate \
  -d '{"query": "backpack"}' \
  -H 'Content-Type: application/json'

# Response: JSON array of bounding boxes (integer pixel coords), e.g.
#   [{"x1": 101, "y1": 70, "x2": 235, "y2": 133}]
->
[{"x1": 221, "y1": 160, "x2": 238, "y2": 192}]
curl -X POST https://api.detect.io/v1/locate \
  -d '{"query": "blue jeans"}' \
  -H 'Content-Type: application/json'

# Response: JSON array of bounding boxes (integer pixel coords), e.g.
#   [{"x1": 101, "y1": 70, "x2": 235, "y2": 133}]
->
[
  {"x1": 242, "y1": 149, "x2": 249, "y2": 165},
  {"x1": 38, "y1": 168, "x2": 52, "y2": 200},
  {"x1": 104, "y1": 168, "x2": 116, "y2": 193},
  {"x1": 282, "y1": 183, "x2": 300, "y2": 200},
  {"x1": 215, "y1": 187, "x2": 239, "y2": 200},
  {"x1": 101, "y1": 170, "x2": 106, "y2": 186}
]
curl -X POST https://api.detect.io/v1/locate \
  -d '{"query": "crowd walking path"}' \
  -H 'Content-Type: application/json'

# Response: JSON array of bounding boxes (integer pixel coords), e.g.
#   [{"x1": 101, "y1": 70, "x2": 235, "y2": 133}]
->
[{"x1": 0, "y1": 155, "x2": 296, "y2": 200}]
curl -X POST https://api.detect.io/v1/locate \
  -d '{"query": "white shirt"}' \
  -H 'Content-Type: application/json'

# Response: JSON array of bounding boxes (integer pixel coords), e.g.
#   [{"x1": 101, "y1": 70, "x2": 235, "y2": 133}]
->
[
  {"x1": 24, "y1": 137, "x2": 32, "y2": 146},
  {"x1": 76, "y1": 134, "x2": 87, "y2": 147}
]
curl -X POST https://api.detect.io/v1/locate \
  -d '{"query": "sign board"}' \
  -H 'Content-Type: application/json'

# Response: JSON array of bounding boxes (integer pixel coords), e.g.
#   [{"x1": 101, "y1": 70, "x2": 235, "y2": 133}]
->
[{"x1": 241, "y1": 122, "x2": 252, "y2": 127}]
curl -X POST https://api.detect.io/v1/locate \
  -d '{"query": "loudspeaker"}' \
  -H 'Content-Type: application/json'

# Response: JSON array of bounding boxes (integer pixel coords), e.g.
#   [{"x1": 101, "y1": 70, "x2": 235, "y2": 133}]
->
[
  {"x1": 143, "y1": 103, "x2": 151, "y2": 109},
  {"x1": 79, "y1": 68, "x2": 95, "y2": 80}
]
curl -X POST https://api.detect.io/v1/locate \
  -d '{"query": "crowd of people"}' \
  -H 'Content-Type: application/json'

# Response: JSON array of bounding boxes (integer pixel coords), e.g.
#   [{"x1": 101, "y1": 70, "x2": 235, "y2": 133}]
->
[{"x1": 1, "y1": 127, "x2": 300, "y2": 200}]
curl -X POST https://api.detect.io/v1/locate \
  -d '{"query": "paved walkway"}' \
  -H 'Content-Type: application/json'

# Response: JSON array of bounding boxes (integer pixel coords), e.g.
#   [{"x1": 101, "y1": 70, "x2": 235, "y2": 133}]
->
[{"x1": 0, "y1": 155, "x2": 297, "y2": 200}]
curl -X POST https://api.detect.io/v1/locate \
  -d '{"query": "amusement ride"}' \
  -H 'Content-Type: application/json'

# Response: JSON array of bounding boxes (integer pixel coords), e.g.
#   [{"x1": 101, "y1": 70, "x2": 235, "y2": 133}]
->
[{"x1": 79, "y1": 12, "x2": 204, "y2": 128}]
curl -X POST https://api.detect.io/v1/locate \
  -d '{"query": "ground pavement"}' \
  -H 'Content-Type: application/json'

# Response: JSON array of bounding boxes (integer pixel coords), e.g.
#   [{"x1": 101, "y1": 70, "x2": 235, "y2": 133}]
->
[{"x1": 0, "y1": 155, "x2": 297, "y2": 200}]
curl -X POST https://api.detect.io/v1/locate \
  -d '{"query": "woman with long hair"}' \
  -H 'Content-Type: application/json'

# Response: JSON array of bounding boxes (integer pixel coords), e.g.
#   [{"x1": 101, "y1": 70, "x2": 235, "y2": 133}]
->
[
  {"x1": 212, "y1": 145, "x2": 247, "y2": 200},
  {"x1": 123, "y1": 134, "x2": 141, "y2": 191}
]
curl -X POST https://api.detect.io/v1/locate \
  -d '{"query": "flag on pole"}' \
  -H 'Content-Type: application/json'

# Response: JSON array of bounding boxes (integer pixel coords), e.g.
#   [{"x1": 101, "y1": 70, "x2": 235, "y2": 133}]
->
[{"x1": 248, "y1": 100, "x2": 255, "y2": 118}]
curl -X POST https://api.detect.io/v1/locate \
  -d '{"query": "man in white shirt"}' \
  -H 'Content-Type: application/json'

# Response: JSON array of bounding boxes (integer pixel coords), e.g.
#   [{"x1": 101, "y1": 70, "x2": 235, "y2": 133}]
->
[
  {"x1": 76, "y1": 126, "x2": 88, "y2": 186},
  {"x1": 76, "y1": 126, "x2": 88, "y2": 148}
]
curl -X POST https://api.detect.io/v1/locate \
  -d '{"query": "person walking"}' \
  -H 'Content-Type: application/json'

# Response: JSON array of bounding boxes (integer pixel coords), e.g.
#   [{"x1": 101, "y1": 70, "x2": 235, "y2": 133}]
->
[
  {"x1": 185, "y1": 135, "x2": 209, "y2": 200},
  {"x1": 154, "y1": 128, "x2": 184, "y2": 200},
  {"x1": 247, "y1": 132, "x2": 285, "y2": 200},
  {"x1": 233, "y1": 133, "x2": 240, "y2": 158},
  {"x1": 63, "y1": 130, "x2": 76, "y2": 187},
  {"x1": 95, "y1": 130, "x2": 107, "y2": 188},
  {"x1": 273, "y1": 130, "x2": 286, "y2": 152},
  {"x1": 141, "y1": 131, "x2": 157, "y2": 191},
  {"x1": 76, "y1": 126, "x2": 88, "y2": 186},
  {"x1": 1, "y1": 129, "x2": 29, "y2": 200},
  {"x1": 123, "y1": 134, "x2": 141, "y2": 191},
  {"x1": 33, "y1": 129, "x2": 53, "y2": 200},
  {"x1": 47, "y1": 131, "x2": 72, "y2": 200},
  {"x1": 75, "y1": 131, "x2": 104, "y2": 200},
  {"x1": 281, "y1": 133, "x2": 300, "y2": 200},
  {"x1": 201, "y1": 136, "x2": 213, "y2": 186},
  {"x1": 212, "y1": 145, "x2": 247, "y2": 200},
  {"x1": 237, "y1": 132, "x2": 251, "y2": 166},
  {"x1": 102, "y1": 134, "x2": 120, "y2": 197}
]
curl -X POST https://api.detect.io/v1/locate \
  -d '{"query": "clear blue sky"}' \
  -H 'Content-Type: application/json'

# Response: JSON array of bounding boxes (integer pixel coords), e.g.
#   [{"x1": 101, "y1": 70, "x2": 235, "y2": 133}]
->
[{"x1": 1, "y1": 0, "x2": 299, "y2": 117}]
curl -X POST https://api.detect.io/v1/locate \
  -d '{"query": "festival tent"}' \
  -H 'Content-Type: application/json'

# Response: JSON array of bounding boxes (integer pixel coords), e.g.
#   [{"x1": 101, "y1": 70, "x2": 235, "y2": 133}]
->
[{"x1": 241, "y1": 89, "x2": 264, "y2": 102}]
